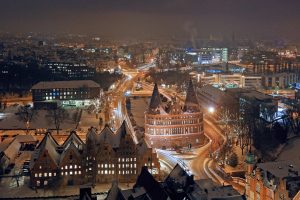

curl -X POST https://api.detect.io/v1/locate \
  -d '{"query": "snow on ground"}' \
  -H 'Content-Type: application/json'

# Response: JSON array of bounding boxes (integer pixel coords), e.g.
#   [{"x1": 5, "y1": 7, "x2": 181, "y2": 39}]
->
[
  {"x1": 129, "y1": 97, "x2": 149, "y2": 127},
  {"x1": 277, "y1": 137, "x2": 300, "y2": 167},
  {"x1": 0, "y1": 109, "x2": 78, "y2": 131}
]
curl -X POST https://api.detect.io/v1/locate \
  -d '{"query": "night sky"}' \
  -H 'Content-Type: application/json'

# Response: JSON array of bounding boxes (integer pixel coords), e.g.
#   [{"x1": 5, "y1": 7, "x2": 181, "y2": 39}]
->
[{"x1": 0, "y1": 0, "x2": 299, "y2": 40}]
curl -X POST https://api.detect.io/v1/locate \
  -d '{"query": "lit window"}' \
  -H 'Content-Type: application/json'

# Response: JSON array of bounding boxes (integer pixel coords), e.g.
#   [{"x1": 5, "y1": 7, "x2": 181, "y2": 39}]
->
[
  {"x1": 39, "y1": 166, "x2": 42, "y2": 169},
  {"x1": 65, "y1": 172, "x2": 68, "y2": 175},
  {"x1": 65, "y1": 166, "x2": 68, "y2": 169},
  {"x1": 35, "y1": 173, "x2": 38, "y2": 177},
  {"x1": 112, "y1": 171, "x2": 115, "y2": 174},
  {"x1": 61, "y1": 167, "x2": 63, "y2": 170},
  {"x1": 112, "y1": 164, "x2": 114, "y2": 168},
  {"x1": 49, "y1": 173, "x2": 52, "y2": 177},
  {"x1": 39, "y1": 173, "x2": 42, "y2": 177},
  {"x1": 89, "y1": 167, "x2": 92, "y2": 171},
  {"x1": 79, "y1": 171, "x2": 81, "y2": 174},
  {"x1": 54, "y1": 173, "x2": 56, "y2": 176},
  {"x1": 70, "y1": 171, "x2": 73, "y2": 175},
  {"x1": 61, "y1": 172, "x2": 64, "y2": 176},
  {"x1": 105, "y1": 170, "x2": 107, "y2": 174},
  {"x1": 75, "y1": 171, "x2": 77, "y2": 175},
  {"x1": 74, "y1": 165, "x2": 77, "y2": 169},
  {"x1": 44, "y1": 173, "x2": 47, "y2": 177},
  {"x1": 70, "y1": 165, "x2": 72, "y2": 169},
  {"x1": 105, "y1": 164, "x2": 107, "y2": 168}
]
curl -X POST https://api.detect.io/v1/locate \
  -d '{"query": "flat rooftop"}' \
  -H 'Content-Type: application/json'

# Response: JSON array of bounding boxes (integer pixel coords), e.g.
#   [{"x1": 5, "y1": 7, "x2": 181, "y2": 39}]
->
[
  {"x1": 257, "y1": 161, "x2": 300, "y2": 178},
  {"x1": 32, "y1": 80, "x2": 100, "y2": 90}
]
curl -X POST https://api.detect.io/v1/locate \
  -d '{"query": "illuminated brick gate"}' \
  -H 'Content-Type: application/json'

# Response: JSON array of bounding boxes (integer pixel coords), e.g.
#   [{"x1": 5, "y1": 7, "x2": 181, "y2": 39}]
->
[{"x1": 145, "y1": 80, "x2": 204, "y2": 149}]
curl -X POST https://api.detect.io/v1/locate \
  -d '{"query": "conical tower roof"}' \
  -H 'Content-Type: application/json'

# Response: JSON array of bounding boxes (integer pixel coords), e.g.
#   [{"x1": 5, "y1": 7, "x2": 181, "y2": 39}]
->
[
  {"x1": 148, "y1": 83, "x2": 161, "y2": 111},
  {"x1": 183, "y1": 79, "x2": 199, "y2": 112}
]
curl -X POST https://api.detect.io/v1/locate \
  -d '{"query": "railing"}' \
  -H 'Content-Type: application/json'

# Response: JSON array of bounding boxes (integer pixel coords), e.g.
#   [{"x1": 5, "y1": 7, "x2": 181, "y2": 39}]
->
[{"x1": 156, "y1": 149, "x2": 191, "y2": 175}]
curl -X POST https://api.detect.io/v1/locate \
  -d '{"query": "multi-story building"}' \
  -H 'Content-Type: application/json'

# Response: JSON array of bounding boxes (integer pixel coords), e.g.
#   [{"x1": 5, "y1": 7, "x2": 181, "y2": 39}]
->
[
  {"x1": 197, "y1": 85, "x2": 278, "y2": 121},
  {"x1": 45, "y1": 62, "x2": 95, "y2": 79},
  {"x1": 262, "y1": 72, "x2": 299, "y2": 89},
  {"x1": 245, "y1": 154, "x2": 300, "y2": 200},
  {"x1": 30, "y1": 121, "x2": 160, "y2": 188},
  {"x1": 31, "y1": 80, "x2": 101, "y2": 108},
  {"x1": 186, "y1": 47, "x2": 228, "y2": 65},
  {"x1": 196, "y1": 73, "x2": 262, "y2": 89},
  {"x1": 144, "y1": 80, "x2": 204, "y2": 149}
]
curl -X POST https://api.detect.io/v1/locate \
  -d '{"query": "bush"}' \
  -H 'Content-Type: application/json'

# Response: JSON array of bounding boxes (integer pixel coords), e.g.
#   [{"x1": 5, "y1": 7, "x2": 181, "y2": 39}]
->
[{"x1": 227, "y1": 152, "x2": 238, "y2": 167}]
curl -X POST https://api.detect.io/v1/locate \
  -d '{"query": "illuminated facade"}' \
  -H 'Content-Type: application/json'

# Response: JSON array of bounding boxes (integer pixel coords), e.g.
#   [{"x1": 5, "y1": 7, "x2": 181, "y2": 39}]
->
[
  {"x1": 31, "y1": 80, "x2": 101, "y2": 108},
  {"x1": 30, "y1": 121, "x2": 160, "y2": 188},
  {"x1": 245, "y1": 154, "x2": 300, "y2": 200},
  {"x1": 145, "y1": 80, "x2": 204, "y2": 149}
]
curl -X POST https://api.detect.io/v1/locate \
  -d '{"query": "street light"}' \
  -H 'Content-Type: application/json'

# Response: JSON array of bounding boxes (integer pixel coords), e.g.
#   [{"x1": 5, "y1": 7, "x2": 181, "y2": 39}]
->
[{"x1": 208, "y1": 106, "x2": 215, "y2": 113}]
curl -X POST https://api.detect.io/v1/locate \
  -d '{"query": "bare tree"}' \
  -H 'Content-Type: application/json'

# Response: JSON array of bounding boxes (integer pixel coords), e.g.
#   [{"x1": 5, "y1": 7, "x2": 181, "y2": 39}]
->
[
  {"x1": 89, "y1": 89, "x2": 105, "y2": 119},
  {"x1": 218, "y1": 107, "x2": 236, "y2": 138},
  {"x1": 47, "y1": 106, "x2": 69, "y2": 134},
  {"x1": 232, "y1": 121, "x2": 250, "y2": 155},
  {"x1": 285, "y1": 105, "x2": 300, "y2": 136},
  {"x1": 17, "y1": 105, "x2": 37, "y2": 134}
]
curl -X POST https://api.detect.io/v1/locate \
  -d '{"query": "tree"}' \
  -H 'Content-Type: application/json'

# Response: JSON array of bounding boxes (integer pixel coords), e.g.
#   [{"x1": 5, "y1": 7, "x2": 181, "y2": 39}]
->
[
  {"x1": 285, "y1": 105, "x2": 300, "y2": 135},
  {"x1": 17, "y1": 105, "x2": 37, "y2": 134},
  {"x1": 219, "y1": 107, "x2": 236, "y2": 138},
  {"x1": 272, "y1": 122, "x2": 287, "y2": 144},
  {"x1": 89, "y1": 90, "x2": 105, "y2": 119},
  {"x1": 232, "y1": 121, "x2": 250, "y2": 155},
  {"x1": 47, "y1": 106, "x2": 68, "y2": 134}
]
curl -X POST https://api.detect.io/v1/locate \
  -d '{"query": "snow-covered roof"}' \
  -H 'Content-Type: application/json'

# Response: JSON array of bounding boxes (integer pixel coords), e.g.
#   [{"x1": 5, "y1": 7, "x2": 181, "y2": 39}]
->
[
  {"x1": 32, "y1": 80, "x2": 100, "y2": 90},
  {"x1": 257, "y1": 161, "x2": 300, "y2": 178},
  {"x1": 60, "y1": 142, "x2": 82, "y2": 164},
  {"x1": 2, "y1": 138, "x2": 21, "y2": 160},
  {"x1": 62, "y1": 131, "x2": 84, "y2": 149},
  {"x1": 31, "y1": 133, "x2": 60, "y2": 168}
]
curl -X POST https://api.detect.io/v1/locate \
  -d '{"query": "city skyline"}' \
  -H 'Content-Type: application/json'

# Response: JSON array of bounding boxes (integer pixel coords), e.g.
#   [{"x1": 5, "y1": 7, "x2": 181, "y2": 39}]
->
[{"x1": 0, "y1": 0, "x2": 300, "y2": 41}]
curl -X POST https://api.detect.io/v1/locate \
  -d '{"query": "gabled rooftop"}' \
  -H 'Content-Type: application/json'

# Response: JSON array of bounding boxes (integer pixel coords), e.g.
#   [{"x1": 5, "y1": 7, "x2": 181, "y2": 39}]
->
[
  {"x1": 135, "y1": 166, "x2": 170, "y2": 200},
  {"x1": 62, "y1": 131, "x2": 84, "y2": 149},
  {"x1": 31, "y1": 133, "x2": 60, "y2": 168}
]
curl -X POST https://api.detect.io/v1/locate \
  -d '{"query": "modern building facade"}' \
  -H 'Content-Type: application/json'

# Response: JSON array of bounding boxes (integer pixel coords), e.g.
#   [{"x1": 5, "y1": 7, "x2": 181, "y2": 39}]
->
[
  {"x1": 46, "y1": 62, "x2": 95, "y2": 79},
  {"x1": 30, "y1": 121, "x2": 160, "y2": 188},
  {"x1": 31, "y1": 80, "x2": 101, "y2": 108},
  {"x1": 144, "y1": 80, "x2": 204, "y2": 149}
]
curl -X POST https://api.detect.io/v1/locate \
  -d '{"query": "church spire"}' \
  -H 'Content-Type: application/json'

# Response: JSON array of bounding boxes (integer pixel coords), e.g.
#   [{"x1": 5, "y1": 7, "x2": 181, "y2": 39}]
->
[
  {"x1": 183, "y1": 79, "x2": 199, "y2": 112},
  {"x1": 148, "y1": 83, "x2": 161, "y2": 112}
]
